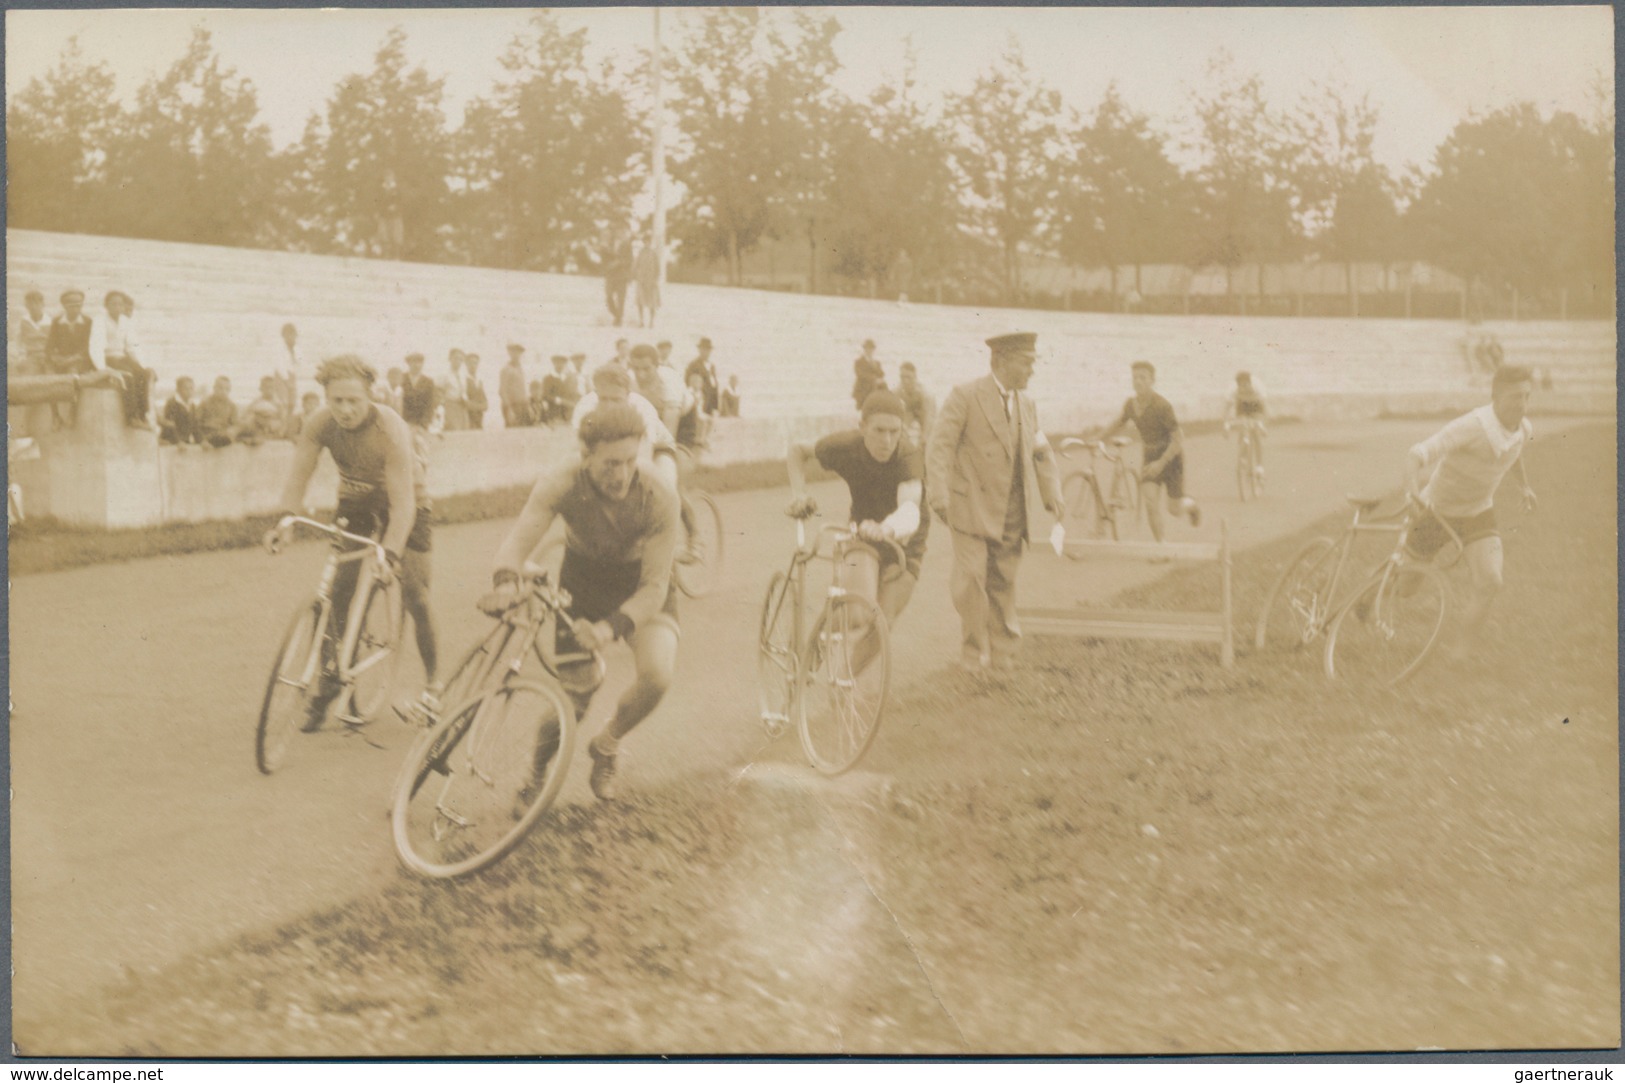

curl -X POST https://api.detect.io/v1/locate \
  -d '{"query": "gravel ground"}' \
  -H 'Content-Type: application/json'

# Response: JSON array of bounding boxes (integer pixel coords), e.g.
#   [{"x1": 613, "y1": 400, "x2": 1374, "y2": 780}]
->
[{"x1": 19, "y1": 422, "x2": 1617, "y2": 1057}]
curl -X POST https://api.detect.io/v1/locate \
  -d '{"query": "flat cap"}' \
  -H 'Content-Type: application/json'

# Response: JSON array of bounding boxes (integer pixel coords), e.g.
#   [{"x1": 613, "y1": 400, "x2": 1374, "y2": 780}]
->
[
  {"x1": 697, "y1": 337, "x2": 713, "y2": 349},
  {"x1": 550, "y1": 354, "x2": 568, "y2": 364},
  {"x1": 986, "y1": 332, "x2": 1037, "y2": 354},
  {"x1": 60, "y1": 288, "x2": 85, "y2": 303},
  {"x1": 507, "y1": 342, "x2": 525, "y2": 353}
]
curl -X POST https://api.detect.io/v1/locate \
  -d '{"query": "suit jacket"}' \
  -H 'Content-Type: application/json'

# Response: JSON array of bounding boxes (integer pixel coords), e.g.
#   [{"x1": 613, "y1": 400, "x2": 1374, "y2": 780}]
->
[{"x1": 925, "y1": 374, "x2": 1062, "y2": 542}]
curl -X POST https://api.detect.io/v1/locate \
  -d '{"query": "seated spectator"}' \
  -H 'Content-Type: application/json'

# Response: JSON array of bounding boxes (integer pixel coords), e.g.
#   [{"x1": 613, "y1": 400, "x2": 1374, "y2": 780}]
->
[
  {"x1": 287, "y1": 390, "x2": 323, "y2": 441},
  {"x1": 160, "y1": 377, "x2": 201, "y2": 446},
  {"x1": 198, "y1": 376, "x2": 241, "y2": 448},
  {"x1": 244, "y1": 375, "x2": 290, "y2": 443},
  {"x1": 676, "y1": 371, "x2": 712, "y2": 451},
  {"x1": 539, "y1": 354, "x2": 572, "y2": 425},
  {"x1": 386, "y1": 367, "x2": 407, "y2": 413},
  {"x1": 14, "y1": 289, "x2": 49, "y2": 375},
  {"x1": 720, "y1": 374, "x2": 742, "y2": 418},
  {"x1": 103, "y1": 291, "x2": 153, "y2": 430},
  {"x1": 528, "y1": 379, "x2": 549, "y2": 424}
]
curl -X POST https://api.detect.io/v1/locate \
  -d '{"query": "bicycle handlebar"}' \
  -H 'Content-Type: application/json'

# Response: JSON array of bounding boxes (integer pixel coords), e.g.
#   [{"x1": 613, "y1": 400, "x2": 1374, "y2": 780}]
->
[{"x1": 267, "y1": 514, "x2": 390, "y2": 567}]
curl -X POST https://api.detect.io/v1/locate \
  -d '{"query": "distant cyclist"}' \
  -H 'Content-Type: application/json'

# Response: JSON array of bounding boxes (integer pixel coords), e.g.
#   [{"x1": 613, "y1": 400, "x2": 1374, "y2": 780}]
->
[
  {"x1": 1223, "y1": 370, "x2": 1268, "y2": 481},
  {"x1": 1100, "y1": 360, "x2": 1201, "y2": 541},
  {"x1": 786, "y1": 389, "x2": 929, "y2": 626},
  {"x1": 484, "y1": 402, "x2": 681, "y2": 800},
  {"x1": 1403, "y1": 364, "x2": 1537, "y2": 657},
  {"x1": 265, "y1": 355, "x2": 440, "y2": 725}
]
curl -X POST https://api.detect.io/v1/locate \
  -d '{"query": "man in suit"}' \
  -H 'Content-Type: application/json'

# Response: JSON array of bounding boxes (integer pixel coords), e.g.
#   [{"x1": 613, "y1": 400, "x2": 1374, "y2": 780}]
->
[
  {"x1": 464, "y1": 353, "x2": 489, "y2": 429},
  {"x1": 926, "y1": 332, "x2": 1064, "y2": 671},
  {"x1": 499, "y1": 343, "x2": 532, "y2": 428},
  {"x1": 685, "y1": 337, "x2": 721, "y2": 416},
  {"x1": 400, "y1": 352, "x2": 438, "y2": 430}
]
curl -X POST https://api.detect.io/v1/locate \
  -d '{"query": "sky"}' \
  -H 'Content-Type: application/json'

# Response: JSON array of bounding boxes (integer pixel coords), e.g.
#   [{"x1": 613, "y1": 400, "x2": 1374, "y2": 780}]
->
[{"x1": 5, "y1": 5, "x2": 1614, "y2": 176}]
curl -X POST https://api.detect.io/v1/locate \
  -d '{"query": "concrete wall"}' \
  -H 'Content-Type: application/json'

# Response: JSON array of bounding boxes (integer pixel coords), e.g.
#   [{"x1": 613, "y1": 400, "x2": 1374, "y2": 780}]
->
[{"x1": 8, "y1": 229, "x2": 1614, "y2": 528}]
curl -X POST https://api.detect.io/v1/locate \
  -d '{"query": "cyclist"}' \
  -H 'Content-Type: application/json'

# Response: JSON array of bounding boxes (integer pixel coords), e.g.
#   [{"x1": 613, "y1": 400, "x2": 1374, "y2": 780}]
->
[
  {"x1": 484, "y1": 402, "x2": 681, "y2": 801},
  {"x1": 786, "y1": 389, "x2": 928, "y2": 629},
  {"x1": 1100, "y1": 360, "x2": 1201, "y2": 541},
  {"x1": 1223, "y1": 370, "x2": 1268, "y2": 481},
  {"x1": 1403, "y1": 364, "x2": 1537, "y2": 656},
  {"x1": 570, "y1": 362, "x2": 679, "y2": 491},
  {"x1": 265, "y1": 355, "x2": 440, "y2": 725}
]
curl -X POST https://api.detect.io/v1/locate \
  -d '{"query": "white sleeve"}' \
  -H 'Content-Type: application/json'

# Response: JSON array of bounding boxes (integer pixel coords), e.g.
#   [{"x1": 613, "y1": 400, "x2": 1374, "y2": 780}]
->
[
  {"x1": 88, "y1": 318, "x2": 106, "y2": 370},
  {"x1": 1411, "y1": 413, "x2": 1478, "y2": 472}
]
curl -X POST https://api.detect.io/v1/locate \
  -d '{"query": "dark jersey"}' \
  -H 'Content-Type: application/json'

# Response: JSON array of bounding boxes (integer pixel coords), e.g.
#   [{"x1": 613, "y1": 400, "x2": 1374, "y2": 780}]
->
[
  {"x1": 303, "y1": 403, "x2": 429, "y2": 508},
  {"x1": 815, "y1": 429, "x2": 922, "y2": 525},
  {"x1": 1119, "y1": 392, "x2": 1180, "y2": 461}
]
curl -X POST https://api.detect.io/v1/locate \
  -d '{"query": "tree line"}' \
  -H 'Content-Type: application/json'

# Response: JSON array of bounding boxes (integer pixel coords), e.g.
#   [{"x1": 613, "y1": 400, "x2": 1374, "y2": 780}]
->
[{"x1": 8, "y1": 12, "x2": 1614, "y2": 314}]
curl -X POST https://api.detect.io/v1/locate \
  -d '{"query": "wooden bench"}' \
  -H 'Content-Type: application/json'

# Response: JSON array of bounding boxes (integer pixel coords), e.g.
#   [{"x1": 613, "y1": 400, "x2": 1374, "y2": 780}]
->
[{"x1": 1020, "y1": 521, "x2": 1234, "y2": 668}]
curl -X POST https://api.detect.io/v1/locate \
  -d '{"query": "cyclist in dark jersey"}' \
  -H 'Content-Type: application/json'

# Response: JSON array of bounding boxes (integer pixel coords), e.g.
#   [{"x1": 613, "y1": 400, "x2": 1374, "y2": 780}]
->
[
  {"x1": 485, "y1": 401, "x2": 680, "y2": 801},
  {"x1": 267, "y1": 355, "x2": 440, "y2": 725},
  {"x1": 1101, "y1": 360, "x2": 1202, "y2": 542},
  {"x1": 1223, "y1": 370, "x2": 1268, "y2": 479}
]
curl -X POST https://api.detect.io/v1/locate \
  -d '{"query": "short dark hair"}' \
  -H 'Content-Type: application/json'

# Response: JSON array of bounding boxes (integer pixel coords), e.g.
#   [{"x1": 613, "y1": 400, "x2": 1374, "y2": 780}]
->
[
  {"x1": 1492, "y1": 364, "x2": 1534, "y2": 392},
  {"x1": 1131, "y1": 360, "x2": 1156, "y2": 379},
  {"x1": 578, "y1": 401, "x2": 646, "y2": 449},
  {"x1": 315, "y1": 355, "x2": 377, "y2": 387},
  {"x1": 630, "y1": 343, "x2": 659, "y2": 363}
]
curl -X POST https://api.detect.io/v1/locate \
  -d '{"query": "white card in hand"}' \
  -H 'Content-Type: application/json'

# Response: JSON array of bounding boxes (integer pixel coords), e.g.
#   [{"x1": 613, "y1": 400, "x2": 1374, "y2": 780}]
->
[{"x1": 1049, "y1": 522, "x2": 1066, "y2": 556}]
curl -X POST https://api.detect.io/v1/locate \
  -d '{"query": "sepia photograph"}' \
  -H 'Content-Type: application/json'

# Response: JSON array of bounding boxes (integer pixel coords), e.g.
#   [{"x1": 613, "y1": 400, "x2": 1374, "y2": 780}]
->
[{"x1": 4, "y1": 3, "x2": 1617, "y2": 1059}]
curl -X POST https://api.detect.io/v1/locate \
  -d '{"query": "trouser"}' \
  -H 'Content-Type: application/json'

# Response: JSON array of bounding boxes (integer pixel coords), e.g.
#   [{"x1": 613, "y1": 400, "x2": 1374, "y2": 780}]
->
[
  {"x1": 105, "y1": 355, "x2": 149, "y2": 423},
  {"x1": 948, "y1": 520, "x2": 1026, "y2": 663},
  {"x1": 605, "y1": 277, "x2": 629, "y2": 325}
]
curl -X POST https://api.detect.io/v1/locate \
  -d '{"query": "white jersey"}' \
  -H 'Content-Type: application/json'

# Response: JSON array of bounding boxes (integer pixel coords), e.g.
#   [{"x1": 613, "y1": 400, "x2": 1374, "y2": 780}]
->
[
  {"x1": 1412, "y1": 405, "x2": 1531, "y2": 518},
  {"x1": 570, "y1": 391, "x2": 677, "y2": 457}
]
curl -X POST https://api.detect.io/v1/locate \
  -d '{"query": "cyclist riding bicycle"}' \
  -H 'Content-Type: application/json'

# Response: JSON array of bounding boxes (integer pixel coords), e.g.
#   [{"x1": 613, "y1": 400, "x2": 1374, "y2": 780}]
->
[
  {"x1": 484, "y1": 401, "x2": 682, "y2": 801},
  {"x1": 786, "y1": 390, "x2": 929, "y2": 630},
  {"x1": 264, "y1": 355, "x2": 440, "y2": 726},
  {"x1": 1403, "y1": 363, "x2": 1537, "y2": 658},
  {"x1": 1100, "y1": 360, "x2": 1202, "y2": 541},
  {"x1": 1223, "y1": 370, "x2": 1268, "y2": 480}
]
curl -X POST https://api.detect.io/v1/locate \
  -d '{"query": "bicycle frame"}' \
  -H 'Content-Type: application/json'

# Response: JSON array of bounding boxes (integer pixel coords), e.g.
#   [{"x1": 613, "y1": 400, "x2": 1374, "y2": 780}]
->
[
  {"x1": 449, "y1": 571, "x2": 606, "y2": 714},
  {"x1": 271, "y1": 514, "x2": 395, "y2": 692}
]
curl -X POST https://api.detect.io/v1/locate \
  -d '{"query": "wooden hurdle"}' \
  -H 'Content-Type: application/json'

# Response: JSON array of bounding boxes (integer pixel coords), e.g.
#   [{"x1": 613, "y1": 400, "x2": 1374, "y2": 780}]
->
[{"x1": 1020, "y1": 519, "x2": 1234, "y2": 668}]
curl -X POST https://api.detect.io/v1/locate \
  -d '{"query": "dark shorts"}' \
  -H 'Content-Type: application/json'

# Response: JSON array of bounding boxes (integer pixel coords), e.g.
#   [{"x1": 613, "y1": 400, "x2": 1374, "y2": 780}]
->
[
  {"x1": 1145, "y1": 453, "x2": 1184, "y2": 500},
  {"x1": 1406, "y1": 507, "x2": 1496, "y2": 560},
  {"x1": 336, "y1": 498, "x2": 433, "y2": 553},
  {"x1": 559, "y1": 548, "x2": 679, "y2": 627}
]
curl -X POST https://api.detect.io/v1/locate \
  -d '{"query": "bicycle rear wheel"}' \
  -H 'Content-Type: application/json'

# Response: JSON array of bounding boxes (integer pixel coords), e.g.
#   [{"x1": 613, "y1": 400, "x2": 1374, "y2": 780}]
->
[
  {"x1": 674, "y1": 490, "x2": 725, "y2": 598},
  {"x1": 799, "y1": 593, "x2": 890, "y2": 775},
  {"x1": 256, "y1": 601, "x2": 322, "y2": 774},
  {"x1": 1323, "y1": 563, "x2": 1450, "y2": 686},
  {"x1": 346, "y1": 578, "x2": 403, "y2": 722},
  {"x1": 757, "y1": 571, "x2": 798, "y2": 739},
  {"x1": 1236, "y1": 436, "x2": 1257, "y2": 501},
  {"x1": 391, "y1": 679, "x2": 576, "y2": 879},
  {"x1": 1255, "y1": 537, "x2": 1338, "y2": 652},
  {"x1": 1062, "y1": 470, "x2": 1115, "y2": 542}
]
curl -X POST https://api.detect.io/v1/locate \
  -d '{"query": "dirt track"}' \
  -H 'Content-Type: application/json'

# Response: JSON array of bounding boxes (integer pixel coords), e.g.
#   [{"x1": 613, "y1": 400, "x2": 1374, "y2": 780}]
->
[{"x1": 9, "y1": 418, "x2": 1614, "y2": 1052}]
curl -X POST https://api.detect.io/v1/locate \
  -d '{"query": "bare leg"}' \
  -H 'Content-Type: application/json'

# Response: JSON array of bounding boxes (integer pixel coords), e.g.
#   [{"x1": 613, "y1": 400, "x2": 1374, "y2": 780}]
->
[
  {"x1": 1141, "y1": 479, "x2": 1166, "y2": 541},
  {"x1": 1452, "y1": 535, "x2": 1504, "y2": 655}
]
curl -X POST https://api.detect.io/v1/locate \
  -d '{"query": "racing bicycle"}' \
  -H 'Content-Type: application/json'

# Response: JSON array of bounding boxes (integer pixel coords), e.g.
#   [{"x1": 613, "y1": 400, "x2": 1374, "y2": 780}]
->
[
  {"x1": 1226, "y1": 418, "x2": 1265, "y2": 501},
  {"x1": 390, "y1": 569, "x2": 605, "y2": 879},
  {"x1": 1058, "y1": 436, "x2": 1140, "y2": 541},
  {"x1": 1254, "y1": 495, "x2": 1461, "y2": 686},
  {"x1": 257, "y1": 515, "x2": 404, "y2": 774},
  {"x1": 758, "y1": 514, "x2": 904, "y2": 775}
]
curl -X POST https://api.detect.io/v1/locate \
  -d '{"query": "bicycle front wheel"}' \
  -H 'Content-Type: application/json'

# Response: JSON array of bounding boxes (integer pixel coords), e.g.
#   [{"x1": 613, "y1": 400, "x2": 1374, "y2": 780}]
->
[
  {"x1": 1062, "y1": 470, "x2": 1115, "y2": 542},
  {"x1": 1236, "y1": 436, "x2": 1257, "y2": 501},
  {"x1": 674, "y1": 490, "x2": 725, "y2": 598},
  {"x1": 1323, "y1": 563, "x2": 1450, "y2": 686},
  {"x1": 391, "y1": 679, "x2": 577, "y2": 879},
  {"x1": 347, "y1": 578, "x2": 403, "y2": 722},
  {"x1": 758, "y1": 571, "x2": 798, "y2": 739},
  {"x1": 1255, "y1": 537, "x2": 1338, "y2": 653},
  {"x1": 256, "y1": 601, "x2": 322, "y2": 774},
  {"x1": 799, "y1": 593, "x2": 890, "y2": 775}
]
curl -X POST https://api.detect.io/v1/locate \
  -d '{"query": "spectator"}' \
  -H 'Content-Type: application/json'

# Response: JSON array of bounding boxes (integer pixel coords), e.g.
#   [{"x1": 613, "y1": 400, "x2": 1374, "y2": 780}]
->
[
  {"x1": 385, "y1": 367, "x2": 407, "y2": 412},
  {"x1": 400, "y1": 352, "x2": 438, "y2": 430},
  {"x1": 609, "y1": 338, "x2": 631, "y2": 367},
  {"x1": 602, "y1": 225, "x2": 633, "y2": 327},
  {"x1": 629, "y1": 343, "x2": 682, "y2": 435},
  {"x1": 463, "y1": 352, "x2": 489, "y2": 429},
  {"x1": 719, "y1": 374, "x2": 741, "y2": 418},
  {"x1": 565, "y1": 353, "x2": 588, "y2": 418},
  {"x1": 500, "y1": 343, "x2": 532, "y2": 428},
  {"x1": 100, "y1": 291, "x2": 152, "y2": 429},
  {"x1": 633, "y1": 233, "x2": 661, "y2": 328},
  {"x1": 529, "y1": 379, "x2": 549, "y2": 425},
  {"x1": 656, "y1": 339, "x2": 674, "y2": 368},
  {"x1": 160, "y1": 376, "x2": 201, "y2": 446},
  {"x1": 852, "y1": 338, "x2": 885, "y2": 411},
  {"x1": 685, "y1": 337, "x2": 721, "y2": 416},
  {"x1": 46, "y1": 287, "x2": 104, "y2": 376},
  {"x1": 288, "y1": 390, "x2": 323, "y2": 441},
  {"x1": 440, "y1": 349, "x2": 469, "y2": 430},
  {"x1": 897, "y1": 361, "x2": 937, "y2": 446},
  {"x1": 246, "y1": 375, "x2": 290, "y2": 443},
  {"x1": 540, "y1": 354, "x2": 573, "y2": 424},
  {"x1": 676, "y1": 371, "x2": 711, "y2": 450},
  {"x1": 15, "y1": 289, "x2": 50, "y2": 375},
  {"x1": 198, "y1": 376, "x2": 242, "y2": 448},
  {"x1": 275, "y1": 322, "x2": 302, "y2": 412}
]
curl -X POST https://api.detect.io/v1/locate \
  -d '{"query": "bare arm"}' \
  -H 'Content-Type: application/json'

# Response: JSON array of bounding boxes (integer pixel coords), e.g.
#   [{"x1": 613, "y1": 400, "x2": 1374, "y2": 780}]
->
[
  {"x1": 493, "y1": 468, "x2": 569, "y2": 576},
  {"x1": 378, "y1": 411, "x2": 419, "y2": 557},
  {"x1": 277, "y1": 425, "x2": 326, "y2": 514},
  {"x1": 786, "y1": 441, "x2": 817, "y2": 501},
  {"x1": 616, "y1": 475, "x2": 680, "y2": 635},
  {"x1": 878, "y1": 479, "x2": 922, "y2": 539}
]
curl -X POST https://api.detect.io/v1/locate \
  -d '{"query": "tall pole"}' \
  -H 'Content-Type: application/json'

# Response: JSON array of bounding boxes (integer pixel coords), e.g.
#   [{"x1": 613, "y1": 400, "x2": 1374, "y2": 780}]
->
[{"x1": 653, "y1": 8, "x2": 667, "y2": 290}]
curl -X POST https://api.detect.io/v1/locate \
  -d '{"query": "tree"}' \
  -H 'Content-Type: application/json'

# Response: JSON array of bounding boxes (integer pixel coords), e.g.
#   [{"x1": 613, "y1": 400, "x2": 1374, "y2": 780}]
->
[
  {"x1": 102, "y1": 27, "x2": 276, "y2": 247},
  {"x1": 293, "y1": 27, "x2": 455, "y2": 261},
  {"x1": 458, "y1": 12, "x2": 645, "y2": 272},
  {"x1": 945, "y1": 38, "x2": 1065, "y2": 303},
  {"x1": 1055, "y1": 83, "x2": 1192, "y2": 302},
  {"x1": 6, "y1": 38, "x2": 122, "y2": 234},
  {"x1": 1411, "y1": 103, "x2": 1614, "y2": 310},
  {"x1": 1183, "y1": 51, "x2": 1301, "y2": 298}
]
